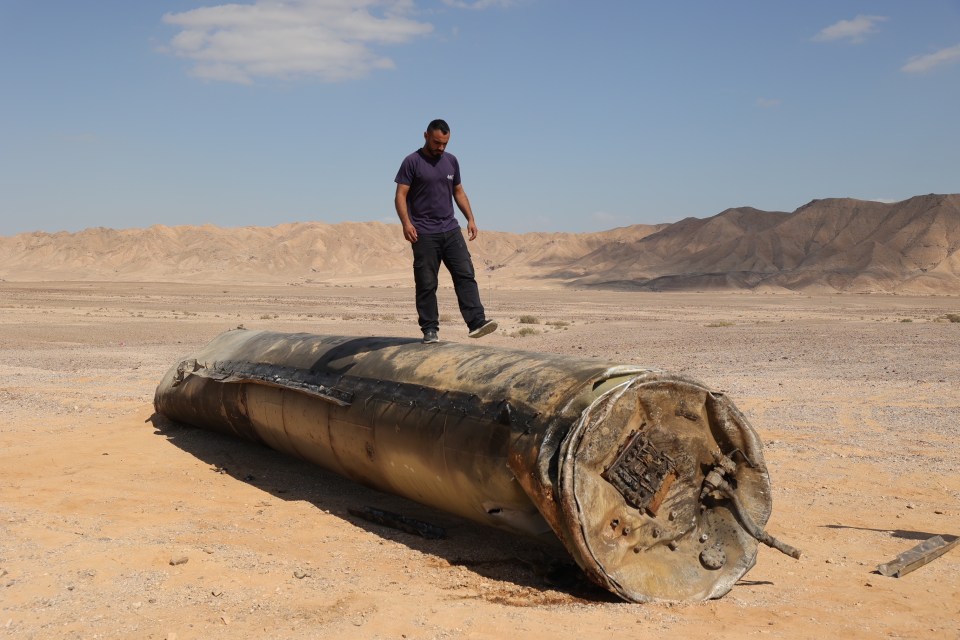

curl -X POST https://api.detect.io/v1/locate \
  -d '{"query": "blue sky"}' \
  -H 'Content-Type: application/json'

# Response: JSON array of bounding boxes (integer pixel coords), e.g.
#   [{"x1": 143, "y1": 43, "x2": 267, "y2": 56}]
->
[{"x1": 1, "y1": 1, "x2": 958, "y2": 236}]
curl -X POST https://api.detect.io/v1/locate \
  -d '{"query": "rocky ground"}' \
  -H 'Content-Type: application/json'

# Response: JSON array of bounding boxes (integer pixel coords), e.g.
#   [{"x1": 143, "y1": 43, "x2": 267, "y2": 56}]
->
[{"x1": 1, "y1": 281, "x2": 958, "y2": 639}]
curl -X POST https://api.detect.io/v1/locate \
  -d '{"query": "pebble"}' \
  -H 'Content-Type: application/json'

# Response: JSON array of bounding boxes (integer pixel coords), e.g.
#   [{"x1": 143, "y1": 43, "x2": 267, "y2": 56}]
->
[{"x1": 169, "y1": 556, "x2": 189, "y2": 566}]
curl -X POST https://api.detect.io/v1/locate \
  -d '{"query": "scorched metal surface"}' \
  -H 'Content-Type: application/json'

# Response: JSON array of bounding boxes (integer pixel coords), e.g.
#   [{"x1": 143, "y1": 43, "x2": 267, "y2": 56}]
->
[{"x1": 154, "y1": 329, "x2": 795, "y2": 603}]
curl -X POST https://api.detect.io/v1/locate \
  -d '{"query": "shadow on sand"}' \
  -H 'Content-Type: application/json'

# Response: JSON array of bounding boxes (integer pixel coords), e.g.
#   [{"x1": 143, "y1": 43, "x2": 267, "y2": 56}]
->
[
  {"x1": 822, "y1": 523, "x2": 955, "y2": 542},
  {"x1": 148, "y1": 412, "x2": 616, "y2": 605}
]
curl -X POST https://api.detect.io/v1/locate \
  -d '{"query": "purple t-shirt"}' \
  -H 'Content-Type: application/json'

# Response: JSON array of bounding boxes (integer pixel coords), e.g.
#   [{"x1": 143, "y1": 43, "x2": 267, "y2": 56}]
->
[{"x1": 395, "y1": 149, "x2": 462, "y2": 235}]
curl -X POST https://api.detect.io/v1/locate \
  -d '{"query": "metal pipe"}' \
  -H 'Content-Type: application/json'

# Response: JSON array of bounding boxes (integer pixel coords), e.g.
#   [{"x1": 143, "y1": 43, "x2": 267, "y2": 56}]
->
[{"x1": 154, "y1": 329, "x2": 790, "y2": 603}]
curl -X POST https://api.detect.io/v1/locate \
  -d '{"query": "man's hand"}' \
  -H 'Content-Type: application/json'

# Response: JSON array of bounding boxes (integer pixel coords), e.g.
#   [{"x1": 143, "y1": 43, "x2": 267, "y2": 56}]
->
[
  {"x1": 403, "y1": 222, "x2": 419, "y2": 244},
  {"x1": 395, "y1": 183, "x2": 417, "y2": 243},
  {"x1": 454, "y1": 184, "x2": 478, "y2": 241}
]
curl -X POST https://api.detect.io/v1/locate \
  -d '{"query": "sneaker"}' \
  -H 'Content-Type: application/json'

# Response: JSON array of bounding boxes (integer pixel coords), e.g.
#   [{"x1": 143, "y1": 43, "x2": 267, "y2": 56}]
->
[
  {"x1": 422, "y1": 330, "x2": 439, "y2": 344},
  {"x1": 468, "y1": 319, "x2": 498, "y2": 339}
]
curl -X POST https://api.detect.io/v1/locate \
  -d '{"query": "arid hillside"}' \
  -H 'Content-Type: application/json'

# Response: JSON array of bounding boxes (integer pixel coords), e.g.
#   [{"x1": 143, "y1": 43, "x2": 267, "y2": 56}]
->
[
  {"x1": 1, "y1": 194, "x2": 958, "y2": 293},
  {"x1": 559, "y1": 194, "x2": 960, "y2": 293}
]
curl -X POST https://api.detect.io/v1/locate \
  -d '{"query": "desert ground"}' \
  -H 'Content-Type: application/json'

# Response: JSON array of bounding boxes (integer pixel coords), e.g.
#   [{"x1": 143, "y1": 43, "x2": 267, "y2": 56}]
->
[{"x1": 1, "y1": 281, "x2": 958, "y2": 639}]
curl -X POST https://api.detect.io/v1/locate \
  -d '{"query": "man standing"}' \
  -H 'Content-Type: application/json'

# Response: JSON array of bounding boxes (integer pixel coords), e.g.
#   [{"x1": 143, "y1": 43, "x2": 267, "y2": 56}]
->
[{"x1": 394, "y1": 119, "x2": 497, "y2": 344}]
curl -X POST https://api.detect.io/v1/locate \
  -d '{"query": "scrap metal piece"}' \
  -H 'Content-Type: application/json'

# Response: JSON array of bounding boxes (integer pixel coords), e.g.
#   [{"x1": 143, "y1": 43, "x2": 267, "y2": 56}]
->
[
  {"x1": 154, "y1": 329, "x2": 791, "y2": 603},
  {"x1": 700, "y1": 452, "x2": 801, "y2": 559},
  {"x1": 876, "y1": 534, "x2": 959, "y2": 578},
  {"x1": 601, "y1": 430, "x2": 677, "y2": 517}
]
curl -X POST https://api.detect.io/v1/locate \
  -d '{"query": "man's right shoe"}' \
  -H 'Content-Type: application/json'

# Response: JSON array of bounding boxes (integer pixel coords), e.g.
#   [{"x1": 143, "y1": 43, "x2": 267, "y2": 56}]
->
[
  {"x1": 422, "y1": 330, "x2": 439, "y2": 344},
  {"x1": 468, "y1": 319, "x2": 498, "y2": 339}
]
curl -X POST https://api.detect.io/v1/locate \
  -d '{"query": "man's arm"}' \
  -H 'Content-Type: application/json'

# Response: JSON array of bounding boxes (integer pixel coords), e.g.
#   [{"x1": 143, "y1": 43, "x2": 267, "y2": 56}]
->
[
  {"x1": 453, "y1": 184, "x2": 478, "y2": 241},
  {"x1": 394, "y1": 183, "x2": 418, "y2": 243}
]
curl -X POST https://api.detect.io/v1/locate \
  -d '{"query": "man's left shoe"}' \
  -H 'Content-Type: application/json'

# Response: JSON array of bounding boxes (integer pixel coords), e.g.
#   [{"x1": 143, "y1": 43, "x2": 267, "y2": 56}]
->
[{"x1": 468, "y1": 319, "x2": 498, "y2": 339}]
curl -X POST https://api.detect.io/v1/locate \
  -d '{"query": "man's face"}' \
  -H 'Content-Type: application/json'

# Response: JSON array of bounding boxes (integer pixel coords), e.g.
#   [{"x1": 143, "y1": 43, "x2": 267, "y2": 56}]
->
[{"x1": 422, "y1": 129, "x2": 450, "y2": 158}]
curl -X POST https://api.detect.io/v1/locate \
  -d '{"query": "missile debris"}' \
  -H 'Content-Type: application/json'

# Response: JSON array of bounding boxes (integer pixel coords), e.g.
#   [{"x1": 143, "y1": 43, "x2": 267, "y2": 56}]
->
[
  {"x1": 876, "y1": 534, "x2": 959, "y2": 578},
  {"x1": 154, "y1": 329, "x2": 798, "y2": 602}
]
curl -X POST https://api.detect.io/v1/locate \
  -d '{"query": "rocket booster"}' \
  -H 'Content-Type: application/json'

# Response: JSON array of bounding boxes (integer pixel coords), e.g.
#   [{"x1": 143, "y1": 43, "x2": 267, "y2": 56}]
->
[{"x1": 154, "y1": 329, "x2": 796, "y2": 603}]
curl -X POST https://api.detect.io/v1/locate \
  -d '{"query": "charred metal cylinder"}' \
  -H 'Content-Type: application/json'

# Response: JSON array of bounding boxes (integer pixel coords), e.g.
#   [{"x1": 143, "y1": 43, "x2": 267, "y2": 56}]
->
[{"x1": 154, "y1": 329, "x2": 787, "y2": 603}]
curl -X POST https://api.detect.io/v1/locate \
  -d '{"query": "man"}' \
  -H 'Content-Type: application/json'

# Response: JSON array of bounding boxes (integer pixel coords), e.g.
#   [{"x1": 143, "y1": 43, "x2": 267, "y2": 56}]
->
[{"x1": 394, "y1": 119, "x2": 497, "y2": 344}]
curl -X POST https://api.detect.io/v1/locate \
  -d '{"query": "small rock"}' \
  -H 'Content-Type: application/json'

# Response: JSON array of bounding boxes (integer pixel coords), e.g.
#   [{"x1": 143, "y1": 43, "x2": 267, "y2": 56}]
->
[
  {"x1": 212, "y1": 589, "x2": 223, "y2": 597},
  {"x1": 906, "y1": 503, "x2": 915, "y2": 509},
  {"x1": 294, "y1": 569, "x2": 309, "y2": 579},
  {"x1": 169, "y1": 556, "x2": 189, "y2": 566}
]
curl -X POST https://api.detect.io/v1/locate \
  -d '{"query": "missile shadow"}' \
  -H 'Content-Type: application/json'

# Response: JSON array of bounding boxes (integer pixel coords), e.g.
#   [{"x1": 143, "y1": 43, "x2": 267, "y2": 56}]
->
[{"x1": 149, "y1": 411, "x2": 614, "y2": 603}]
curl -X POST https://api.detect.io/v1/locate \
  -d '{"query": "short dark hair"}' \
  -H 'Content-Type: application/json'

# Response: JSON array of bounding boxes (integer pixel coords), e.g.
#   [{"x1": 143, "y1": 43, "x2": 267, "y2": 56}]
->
[{"x1": 426, "y1": 119, "x2": 450, "y2": 135}]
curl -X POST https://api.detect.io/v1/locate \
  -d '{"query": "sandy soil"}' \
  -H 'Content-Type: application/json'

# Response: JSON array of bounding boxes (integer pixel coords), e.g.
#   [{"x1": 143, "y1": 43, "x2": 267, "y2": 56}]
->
[{"x1": 1, "y1": 281, "x2": 958, "y2": 639}]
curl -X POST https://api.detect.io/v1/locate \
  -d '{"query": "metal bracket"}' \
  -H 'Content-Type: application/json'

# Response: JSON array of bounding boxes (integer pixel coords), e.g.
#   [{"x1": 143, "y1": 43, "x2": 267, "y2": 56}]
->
[{"x1": 602, "y1": 430, "x2": 678, "y2": 516}]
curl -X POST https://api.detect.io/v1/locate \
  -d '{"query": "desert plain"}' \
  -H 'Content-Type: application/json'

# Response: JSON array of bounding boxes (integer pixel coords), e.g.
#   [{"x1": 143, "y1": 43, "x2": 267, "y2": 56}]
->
[{"x1": 1, "y1": 280, "x2": 959, "y2": 639}]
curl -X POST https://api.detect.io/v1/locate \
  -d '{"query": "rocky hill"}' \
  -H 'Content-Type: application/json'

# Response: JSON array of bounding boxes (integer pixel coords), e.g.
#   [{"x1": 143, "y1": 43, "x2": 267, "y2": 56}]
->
[{"x1": 1, "y1": 194, "x2": 958, "y2": 293}]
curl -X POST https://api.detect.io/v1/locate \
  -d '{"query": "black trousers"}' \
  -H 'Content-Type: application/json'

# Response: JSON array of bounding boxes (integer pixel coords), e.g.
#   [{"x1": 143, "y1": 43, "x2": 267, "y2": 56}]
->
[{"x1": 411, "y1": 229, "x2": 486, "y2": 333}]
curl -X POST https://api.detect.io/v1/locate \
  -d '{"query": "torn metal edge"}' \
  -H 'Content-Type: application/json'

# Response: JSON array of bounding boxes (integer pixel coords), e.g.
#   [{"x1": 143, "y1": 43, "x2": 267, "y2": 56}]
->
[{"x1": 876, "y1": 534, "x2": 959, "y2": 578}]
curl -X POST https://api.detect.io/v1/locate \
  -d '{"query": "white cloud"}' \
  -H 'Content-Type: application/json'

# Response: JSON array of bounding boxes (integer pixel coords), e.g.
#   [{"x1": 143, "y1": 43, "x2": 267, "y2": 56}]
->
[
  {"x1": 813, "y1": 15, "x2": 887, "y2": 44},
  {"x1": 902, "y1": 43, "x2": 960, "y2": 73},
  {"x1": 162, "y1": 0, "x2": 433, "y2": 84},
  {"x1": 756, "y1": 97, "x2": 781, "y2": 108}
]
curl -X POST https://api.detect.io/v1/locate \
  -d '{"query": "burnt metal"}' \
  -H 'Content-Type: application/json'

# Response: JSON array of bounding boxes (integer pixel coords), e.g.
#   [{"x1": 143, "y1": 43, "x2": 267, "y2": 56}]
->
[
  {"x1": 154, "y1": 329, "x2": 794, "y2": 603},
  {"x1": 700, "y1": 453, "x2": 801, "y2": 559},
  {"x1": 700, "y1": 546, "x2": 727, "y2": 570},
  {"x1": 601, "y1": 430, "x2": 677, "y2": 516},
  {"x1": 876, "y1": 534, "x2": 959, "y2": 577}
]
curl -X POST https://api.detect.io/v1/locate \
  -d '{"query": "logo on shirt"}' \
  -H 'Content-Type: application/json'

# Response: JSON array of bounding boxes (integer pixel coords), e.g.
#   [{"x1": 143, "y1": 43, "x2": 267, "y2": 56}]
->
[{"x1": 447, "y1": 174, "x2": 454, "y2": 180}]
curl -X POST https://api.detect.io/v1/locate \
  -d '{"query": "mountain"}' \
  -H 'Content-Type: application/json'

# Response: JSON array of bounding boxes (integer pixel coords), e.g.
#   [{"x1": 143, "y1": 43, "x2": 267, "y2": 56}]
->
[
  {"x1": 560, "y1": 194, "x2": 960, "y2": 293},
  {"x1": 1, "y1": 194, "x2": 958, "y2": 293}
]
